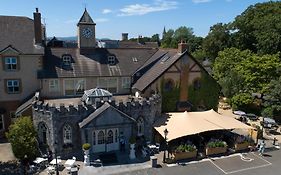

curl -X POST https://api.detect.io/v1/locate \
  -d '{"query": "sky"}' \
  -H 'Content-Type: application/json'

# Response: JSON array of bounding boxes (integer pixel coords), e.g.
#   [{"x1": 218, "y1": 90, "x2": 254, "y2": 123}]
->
[{"x1": 0, "y1": 0, "x2": 271, "y2": 40}]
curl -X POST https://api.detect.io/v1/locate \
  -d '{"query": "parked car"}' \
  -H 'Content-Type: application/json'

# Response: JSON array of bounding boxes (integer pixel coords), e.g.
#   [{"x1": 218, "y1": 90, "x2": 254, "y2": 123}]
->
[
  {"x1": 260, "y1": 117, "x2": 278, "y2": 130},
  {"x1": 242, "y1": 113, "x2": 258, "y2": 121},
  {"x1": 233, "y1": 111, "x2": 246, "y2": 116}
]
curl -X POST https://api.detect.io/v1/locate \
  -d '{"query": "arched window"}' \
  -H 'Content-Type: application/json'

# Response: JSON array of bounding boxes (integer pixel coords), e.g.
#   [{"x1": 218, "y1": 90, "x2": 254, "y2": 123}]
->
[
  {"x1": 107, "y1": 130, "x2": 113, "y2": 144},
  {"x1": 93, "y1": 131, "x2": 96, "y2": 145},
  {"x1": 193, "y1": 79, "x2": 201, "y2": 90},
  {"x1": 97, "y1": 131, "x2": 105, "y2": 144},
  {"x1": 115, "y1": 129, "x2": 118, "y2": 142},
  {"x1": 63, "y1": 124, "x2": 72, "y2": 144},
  {"x1": 164, "y1": 79, "x2": 174, "y2": 92},
  {"x1": 38, "y1": 122, "x2": 48, "y2": 144},
  {"x1": 137, "y1": 117, "x2": 144, "y2": 136}
]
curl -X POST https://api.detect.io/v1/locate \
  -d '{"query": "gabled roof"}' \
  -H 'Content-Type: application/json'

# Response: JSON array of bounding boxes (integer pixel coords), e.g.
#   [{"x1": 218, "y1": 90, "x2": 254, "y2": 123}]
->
[
  {"x1": 39, "y1": 48, "x2": 158, "y2": 78},
  {"x1": 77, "y1": 9, "x2": 95, "y2": 25},
  {"x1": 132, "y1": 49, "x2": 182, "y2": 91},
  {"x1": 79, "y1": 102, "x2": 136, "y2": 128},
  {"x1": 0, "y1": 16, "x2": 44, "y2": 54}
]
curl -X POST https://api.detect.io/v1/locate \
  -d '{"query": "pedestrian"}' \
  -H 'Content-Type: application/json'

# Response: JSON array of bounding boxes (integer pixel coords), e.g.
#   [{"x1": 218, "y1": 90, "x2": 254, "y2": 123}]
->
[{"x1": 258, "y1": 140, "x2": 266, "y2": 156}]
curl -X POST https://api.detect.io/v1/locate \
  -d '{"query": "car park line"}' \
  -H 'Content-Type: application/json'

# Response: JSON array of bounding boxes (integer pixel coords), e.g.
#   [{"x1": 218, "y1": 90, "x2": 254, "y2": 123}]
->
[{"x1": 210, "y1": 152, "x2": 272, "y2": 174}]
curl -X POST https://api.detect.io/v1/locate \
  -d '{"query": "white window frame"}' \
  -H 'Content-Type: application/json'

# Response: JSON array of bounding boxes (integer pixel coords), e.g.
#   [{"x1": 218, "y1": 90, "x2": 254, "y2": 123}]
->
[
  {"x1": 64, "y1": 79, "x2": 85, "y2": 96},
  {"x1": 63, "y1": 124, "x2": 72, "y2": 144},
  {"x1": 4, "y1": 57, "x2": 17, "y2": 71},
  {"x1": 122, "y1": 77, "x2": 131, "y2": 89},
  {"x1": 98, "y1": 77, "x2": 118, "y2": 93},
  {"x1": 7, "y1": 80, "x2": 20, "y2": 94},
  {"x1": 0, "y1": 115, "x2": 4, "y2": 131},
  {"x1": 49, "y1": 79, "x2": 59, "y2": 92},
  {"x1": 97, "y1": 130, "x2": 105, "y2": 144},
  {"x1": 137, "y1": 117, "x2": 144, "y2": 136},
  {"x1": 62, "y1": 55, "x2": 72, "y2": 65},
  {"x1": 108, "y1": 56, "x2": 115, "y2": 65}
]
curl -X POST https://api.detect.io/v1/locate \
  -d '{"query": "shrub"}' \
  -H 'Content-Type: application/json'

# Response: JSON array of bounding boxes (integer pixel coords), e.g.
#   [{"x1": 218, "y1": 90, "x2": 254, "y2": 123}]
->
[
  {"x1": 82, "y1": 143, "x2": 91, "y2": 150},
  {"x1": 129, "y1": 137, "x2": 136, "y2": 144},
  {"x1": 207, "y1": 140, "x2": 227, "y2": 148},
  {"x1": 175, "y1": 144, "x2": 196, "y2": 152}
]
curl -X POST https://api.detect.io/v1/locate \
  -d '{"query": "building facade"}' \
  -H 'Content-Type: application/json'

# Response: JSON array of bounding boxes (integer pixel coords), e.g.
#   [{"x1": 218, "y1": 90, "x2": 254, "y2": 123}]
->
[{"x1": 0, "y1": 9, "x2": 44, "y2": 137}]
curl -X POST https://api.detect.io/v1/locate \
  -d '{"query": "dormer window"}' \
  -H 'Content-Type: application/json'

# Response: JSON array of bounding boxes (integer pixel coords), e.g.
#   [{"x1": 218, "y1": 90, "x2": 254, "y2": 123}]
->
[
  {"x1": 62, "y1": 54, "x2": 72, "y2": 66},
  {"x1": 4, "y1": 57, "x2": 18, "y2": 71},
  {"x1": 108, "y1": 56, "x2": 116, "y2": 65}
]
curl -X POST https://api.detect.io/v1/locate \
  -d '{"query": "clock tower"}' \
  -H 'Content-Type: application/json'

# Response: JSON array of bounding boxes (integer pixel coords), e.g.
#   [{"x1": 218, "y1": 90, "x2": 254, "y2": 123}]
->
[{"x1": 77, "y1": 9, "x2": 96, "y2": 48}]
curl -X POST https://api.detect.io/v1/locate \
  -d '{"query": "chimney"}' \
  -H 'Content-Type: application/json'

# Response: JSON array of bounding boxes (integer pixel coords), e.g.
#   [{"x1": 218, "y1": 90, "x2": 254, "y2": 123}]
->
[
  {"x1": 122, "y1": 33, "x2": 128, "y2": 41},
  {"x1": 178, "y1": 40, "x2": 188, "y2": 54},
  {"x1": 137, "y1": 35, "x2": 144, "y2": 44},
  {"x1": 33, "y1": 8, "x2": 42, "y2": 45}
]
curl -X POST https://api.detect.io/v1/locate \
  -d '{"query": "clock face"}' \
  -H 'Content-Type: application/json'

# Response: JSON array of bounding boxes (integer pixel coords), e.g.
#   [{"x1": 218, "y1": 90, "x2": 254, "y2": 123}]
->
[{"x1": 82, "y1": 28, "x2": 93, "y2": 38}]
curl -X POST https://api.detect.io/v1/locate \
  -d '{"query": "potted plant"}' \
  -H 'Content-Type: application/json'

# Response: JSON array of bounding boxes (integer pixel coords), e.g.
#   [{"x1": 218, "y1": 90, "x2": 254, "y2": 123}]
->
[
  {"x1": 205, "y1": 140, "x2": 227, "y2": 156},
  {"x1": 172, "y1": 144, "x2": 197, "y2": 161},
  {"x1": 129, "y1": 136, "x2": 136, "y2": 159},
  {"x1": 82, "y1": 143, "x2": 91, "y2": 153},
  {"x1": 129, "y1": 136, "x2": 136, "y2": 144},
  {"x1": 234, "y1": 136, "x2": 250, "y2": 151},
  {"x1": 82, "y1": 143, "x2": 91, "y2": 166}
]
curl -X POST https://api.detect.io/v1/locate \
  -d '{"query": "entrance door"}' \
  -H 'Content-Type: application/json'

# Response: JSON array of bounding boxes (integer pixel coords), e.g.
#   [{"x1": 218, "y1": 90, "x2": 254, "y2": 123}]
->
[{"x1": 92, "y1": 128, "x2": 119, "y2": 153}]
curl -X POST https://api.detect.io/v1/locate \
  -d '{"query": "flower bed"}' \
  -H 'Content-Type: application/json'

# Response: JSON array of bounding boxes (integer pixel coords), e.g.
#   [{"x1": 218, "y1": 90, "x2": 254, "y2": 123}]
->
[
  {"x1": 170, "y1": 144, "x2": 197, "y2": 162},
  {"x1": 235, "y1": 142, "x2": 250, "y2": 151},
  {"x1": 172, "y1": 150, "x2": 197, "y2": 161},
  {"x1": 206, "y1": 146, "x2": 227, "y2": 156},
  {"x1": 205, "y1": 140, "x2": 227, "y2": 156}
]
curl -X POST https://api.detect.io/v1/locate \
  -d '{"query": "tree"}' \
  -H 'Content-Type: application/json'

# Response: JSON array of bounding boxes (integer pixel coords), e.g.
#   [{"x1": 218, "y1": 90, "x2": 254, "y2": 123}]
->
[
  {"x1": 151, "y1": 34, "x2": 160, "y2": 42},
  {"x1": 231, "y1": 1, "x2": 281, "y2": 54},
  {"x1": 202, "y1": 23, "x2": 231, "y2": 62},
  {"x1": 214, "y1": 48, "x2": 281, "y2": 97},
  {"x1": 171, "y1": 26, "x2": 194, "y2": 48},
  {"x1": 262, "y1": 76, "x2": 281, "y2": 121},
  {"x1": 6, "y1": 116, "x2": 38, "y2": 161},
  {"x1": 161, "y1": 29, "x2": 174, "y2": 48}
]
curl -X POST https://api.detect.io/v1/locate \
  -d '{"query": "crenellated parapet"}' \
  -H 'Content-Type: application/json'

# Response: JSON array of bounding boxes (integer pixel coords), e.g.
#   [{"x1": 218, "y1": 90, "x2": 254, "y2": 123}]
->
[{"x1": 32, "y1": 94, "x2": 161, "y2": 118}]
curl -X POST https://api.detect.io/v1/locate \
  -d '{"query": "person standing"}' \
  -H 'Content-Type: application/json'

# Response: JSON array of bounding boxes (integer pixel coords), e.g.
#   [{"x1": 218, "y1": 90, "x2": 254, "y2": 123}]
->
[{"x1": 258, "y1": 140, "x2": 266, "y2": 156}]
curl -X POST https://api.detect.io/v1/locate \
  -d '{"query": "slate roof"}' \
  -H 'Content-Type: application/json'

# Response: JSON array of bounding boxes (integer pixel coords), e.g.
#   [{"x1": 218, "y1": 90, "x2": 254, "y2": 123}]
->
[
  {"x1": 39, "y1": 48, "x2": 158, "y2": 78},
  {"x1": 79, "y1": 102, "x2": 136, "y2": 128},
  {"x1": 78, "y1": 9, "x2": 95, "y2": 25},
  {"x1": 118, "y1": 41, "x2": 159, "y2": 49},
  {"x1": 132, "y1": 49, "x2": 183, "y2": 91},
  {"x1": 0, "y1": 16, "x2": 44, "y2": 54}
]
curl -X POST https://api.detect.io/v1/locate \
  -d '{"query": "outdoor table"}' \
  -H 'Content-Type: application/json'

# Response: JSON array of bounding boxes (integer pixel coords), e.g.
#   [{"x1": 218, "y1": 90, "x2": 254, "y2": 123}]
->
[
  {"x1": 148, "y1": 144, "x2": 158, "y2": 155},
  {"x1": 33, "y1": 157, "x2": 48, "y2": 164},
  {"x1": 50, "y1": 158, "x2": 62, "y2": 165},
  {"x1": 65, "y1": 159, "x2": 75, "y2": 167}
]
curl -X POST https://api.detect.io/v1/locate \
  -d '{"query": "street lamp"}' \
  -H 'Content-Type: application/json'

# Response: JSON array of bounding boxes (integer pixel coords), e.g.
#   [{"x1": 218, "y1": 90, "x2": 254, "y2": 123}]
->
[
  {"x1": 54, "y1": 141, "x2": 59, "y2": 175},
  {"x1": 163, "y1": 128, "x2": 168, "y2": 163}
]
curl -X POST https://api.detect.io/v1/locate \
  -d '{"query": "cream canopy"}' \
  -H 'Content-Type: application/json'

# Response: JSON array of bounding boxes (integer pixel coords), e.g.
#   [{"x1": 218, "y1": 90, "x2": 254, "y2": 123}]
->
[{"x1": 154, "y1": 109, "x2": 254, "y2": 142}]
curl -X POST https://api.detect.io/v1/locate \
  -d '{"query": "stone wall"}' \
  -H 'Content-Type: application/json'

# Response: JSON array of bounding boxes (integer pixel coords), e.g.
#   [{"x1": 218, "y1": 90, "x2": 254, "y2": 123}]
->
[{"x1": 32, "y1": 94, "x2": 161, "y2": 155}]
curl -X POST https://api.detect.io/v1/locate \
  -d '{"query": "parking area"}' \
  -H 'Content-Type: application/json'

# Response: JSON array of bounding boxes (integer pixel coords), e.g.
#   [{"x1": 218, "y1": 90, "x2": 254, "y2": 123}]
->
[
  {"x1": 117, "y1": 149, "x2": 280, "y2": 175},
  {"x1": 210, "y1": 153, "x2": 272, "y2": 174}
]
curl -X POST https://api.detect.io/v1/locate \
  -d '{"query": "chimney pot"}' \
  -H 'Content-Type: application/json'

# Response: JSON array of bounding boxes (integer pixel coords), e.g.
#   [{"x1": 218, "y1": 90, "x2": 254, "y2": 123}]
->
[
  {"x1": 36, "y1": 8, "x2": 39, "y2": 13},
  {"x1": 178, "y1": 41, "x2": 188, "y2": 54},
  {"x1": 122, "y1": 33, "x2": 128, "y2": 41}
]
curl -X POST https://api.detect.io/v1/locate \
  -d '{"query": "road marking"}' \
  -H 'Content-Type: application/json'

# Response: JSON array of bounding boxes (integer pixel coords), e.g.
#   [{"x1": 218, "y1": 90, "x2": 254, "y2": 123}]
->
[
  {"x1": 209, "y1": 159, "x2": 228, "y2": 174},
  {"x1": 209, "y1": 153, "x2": 272, "y2": 174},
  {"x1": 250, "y1": 152, "x2": 272, "y2": 165}
]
